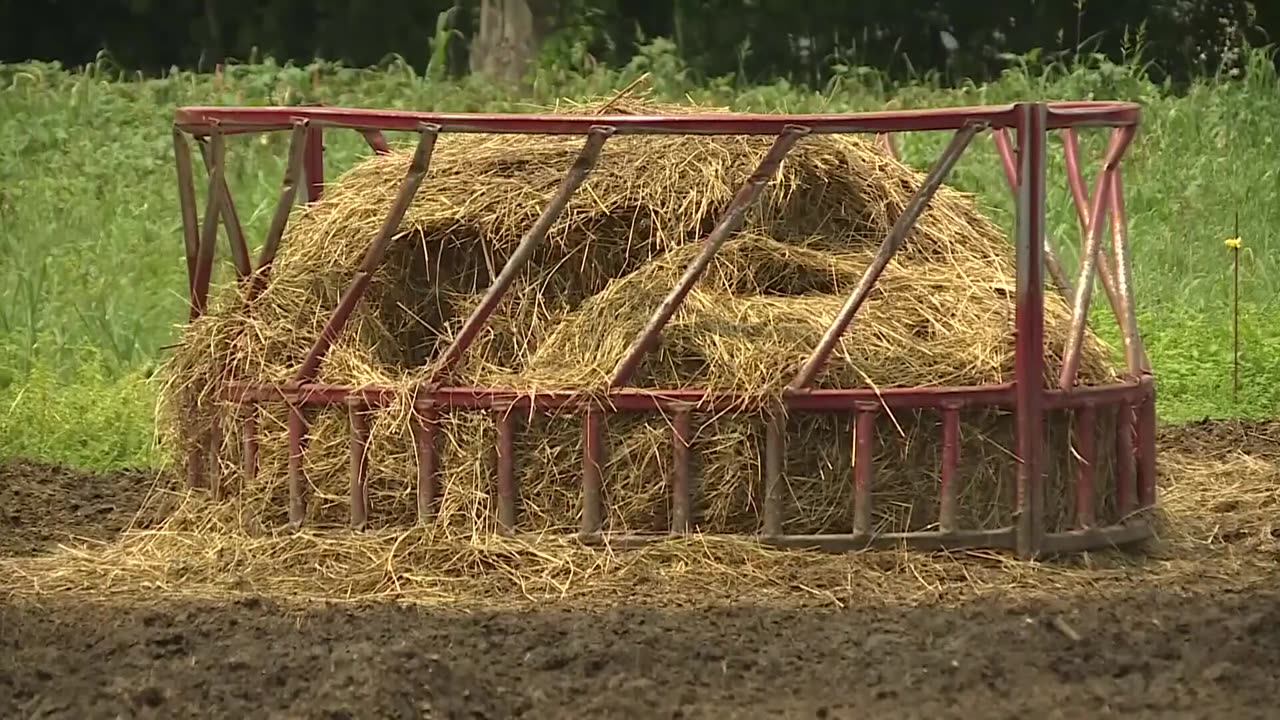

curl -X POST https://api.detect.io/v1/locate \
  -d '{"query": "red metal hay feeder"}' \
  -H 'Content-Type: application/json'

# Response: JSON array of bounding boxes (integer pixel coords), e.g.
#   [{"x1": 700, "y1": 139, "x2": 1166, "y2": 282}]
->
[{"x1": 171, "y1": 100, "x2": 1157, "y2": 560}]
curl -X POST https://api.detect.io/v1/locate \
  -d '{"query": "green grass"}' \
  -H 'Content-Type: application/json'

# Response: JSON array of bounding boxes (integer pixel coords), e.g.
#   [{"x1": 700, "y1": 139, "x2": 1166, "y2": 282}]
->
[{"x1": 1, "y1": 49, "x2": 1278, "y2": 472}]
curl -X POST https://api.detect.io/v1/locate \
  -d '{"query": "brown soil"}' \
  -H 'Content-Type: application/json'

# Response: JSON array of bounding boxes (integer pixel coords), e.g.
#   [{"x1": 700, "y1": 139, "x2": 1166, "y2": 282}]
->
[
  {"x1": 1, "y1": 420, "x2": 1277, "y2": 719},
  {"x1": 3, "y1": 585, "x2": 1279, "y2": 720},
  {"x1": 0, "y1": 461, "x2": 161, "y2": 557}
]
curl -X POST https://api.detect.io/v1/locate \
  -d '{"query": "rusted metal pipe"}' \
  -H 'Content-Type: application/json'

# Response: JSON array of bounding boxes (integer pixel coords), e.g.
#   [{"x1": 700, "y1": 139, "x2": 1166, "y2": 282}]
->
[
  {"x1": 197, "y1": 139, "x2": 252, "y2": 280},
  {"x1": 789, "y1": 122, "x2": 983, "y2": 391},
  {"x1": 852, "y1": 408, "x2": 876, "y2": 535},
  {"x1": 173, "y1": 100, "x2": 1142, "y2": 137},
  {"x1": 1014, "y1": 103, "x2": 1048, "y2": 560},
  {"x1": 991, "y1": 128, "x2": 1073, "y2": 297},
  {"x1": 429, "y1": 126, "x2": 615, "y2": 383},
  {"x1": 292, "y1": 123, "x2": 441, "y2": 383},
  {"x1": 208, "y1": 421, "x2": 225, "y2": 501},
  {"x1": 241, "y1": 407, "x2": 259, "y2": 486},
  {"x1": 1136, "y1": 395, "x2": 1158, "y2": 509},
  {"x1": 671, "y1": 406, "x2": 694, "y2": 533},
  {"x1": 1059, "y1": 173, "x2": 1115, "y2": 389},
  {"x1": 228, "y1": 375, "x2": 1154, "y2": 413},
  {"x1": 1108, "y1": 169, "x2": 1150, "y2": 376},
  {"x1": 360, "y1": 129, "x2": 391, "y2": 155},
  {"x1": 875, "y1": 132, "x2": 900, "y2": 160},
  {"x1": 1060, "y1": 130, "x2": 1134, "y2": 391},
  {"x1": 250, "y1": 120, "x2": 311, "y2": 299},
  {"x1": 173, "y1": 128, "x2": 200, "y2": 297},
  {"x1": 186, "y1": 435, "x2": 206, "y2": 490},
  {"x1": 610, "y1": 126, "x2": 810, "y2": 388},
  {"x1": 762, "y1": 411, "x2": 785, "y2": 537},
  {"x1": 1074, "y1": 406, "x2": 1097, "y2": 528},
  {"x1": 938, "y1": 406, "x2": 960, "y2": 533},
  {"x1": 287, "y1": 404, "x2": 308, "y2": 529},
  {"x1": 581, "y1": 406, "x2": 605, "y2": 536},
  {"x1": 190, "y1": 126, "x2": 225, "y2": 321},
  {"x1": 304, "y1": 125, "x2": 324, "y2": 202},
  {"x1": 1062, "y1": 128, "x2": 1147, "y2": 368},
  {"x1": 1115, "y1": 404, "x2": 1137, "y2": 518},
  {"x1": 494, "y1": 404, "x2": 517, "y2": 534},
  {"x1": 411, "y1": 406, "x2": 440, "y2": 525},
  {"x1": 348, "y1": 398, "x2": 371, "y2": 530}
]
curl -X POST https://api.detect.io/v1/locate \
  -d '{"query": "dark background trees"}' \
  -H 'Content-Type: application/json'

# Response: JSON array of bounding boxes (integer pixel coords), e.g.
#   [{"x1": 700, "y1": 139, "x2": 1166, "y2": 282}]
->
[{"x1": 4, "y1": 0, "x2": 1273, "y2": 86}]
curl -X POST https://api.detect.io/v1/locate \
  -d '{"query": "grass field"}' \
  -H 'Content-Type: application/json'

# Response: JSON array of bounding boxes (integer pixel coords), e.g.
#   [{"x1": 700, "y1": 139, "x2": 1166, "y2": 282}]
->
[{"x1": 1, "y1": 51, "x2": 1278, "y2": 473}]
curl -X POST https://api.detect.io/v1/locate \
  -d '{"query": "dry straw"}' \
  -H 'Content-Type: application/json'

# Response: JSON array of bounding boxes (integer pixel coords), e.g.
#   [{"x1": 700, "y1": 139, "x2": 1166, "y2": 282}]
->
[
  {"x1": 158, "y1": 95, "x2": 1122, "y2": 543},
  {"x1": 3, "y1": 440, "x2": 1276, "y2": 608}
]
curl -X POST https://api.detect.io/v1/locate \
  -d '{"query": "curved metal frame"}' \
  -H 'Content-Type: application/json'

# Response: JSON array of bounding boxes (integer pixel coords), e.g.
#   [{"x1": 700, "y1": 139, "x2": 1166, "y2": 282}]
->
[{"x1": 172, "y1": 100, "x2": 1156, "y2": 560}]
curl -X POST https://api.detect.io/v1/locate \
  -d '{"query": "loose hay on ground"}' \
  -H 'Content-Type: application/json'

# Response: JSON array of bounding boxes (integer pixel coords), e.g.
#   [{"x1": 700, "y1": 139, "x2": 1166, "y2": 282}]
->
[{"x1": 3, "y1": 442, "x2": 1275, "y2": 609}]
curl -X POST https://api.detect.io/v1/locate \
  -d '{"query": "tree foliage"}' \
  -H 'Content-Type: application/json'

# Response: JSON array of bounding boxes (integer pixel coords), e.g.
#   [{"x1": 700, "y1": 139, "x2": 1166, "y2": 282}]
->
[{"x1": 2, "y1": 0, "x2": 1272, "y2": 85}]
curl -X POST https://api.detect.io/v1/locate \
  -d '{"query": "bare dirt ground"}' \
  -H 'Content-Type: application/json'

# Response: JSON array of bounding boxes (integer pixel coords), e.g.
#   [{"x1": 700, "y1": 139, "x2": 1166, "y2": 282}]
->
[{"x1": 1, "y1": 420, "x2": 1277, "y2": 719}]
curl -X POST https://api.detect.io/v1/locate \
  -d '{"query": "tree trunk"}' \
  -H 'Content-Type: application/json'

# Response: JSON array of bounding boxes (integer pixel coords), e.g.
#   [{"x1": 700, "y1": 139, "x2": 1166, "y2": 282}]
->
[{"x1": 469, "y1": 0, "x2": 554, "y2": 85}]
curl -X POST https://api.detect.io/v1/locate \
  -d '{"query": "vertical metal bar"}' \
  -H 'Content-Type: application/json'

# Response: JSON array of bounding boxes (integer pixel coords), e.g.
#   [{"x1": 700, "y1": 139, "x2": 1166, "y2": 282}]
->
[
  {"x1": 1108, "y1": 169, "x2": 1150, "y2": 376},
  {"x1": 292, "y1": 124, "x2": 441, "y2": 383},
  {"x1": 938, "y1": 406, "x2": 960, "y2": 534},
  {"x1": 287, "y1": 404, "x2": 308, "y2": 529},
  {"x1": 348, "y1": 399, "x2": 370, "y2": 530},
  {"x1": 1136, "y1": 394, "x2": 1158, "y2": 509},
  {"x1": 411, "y1": 406, "x2": 440, "y2": 525},
  {"x1": 429, "y1": 126, "x2": 614, "y2": 383},
  {"x1": 852, "y1": 407, "x2": 875, "y2": 535},
  {"x1": 1062, "y1": 128, "x2": 1147, "y2": 367},
  {"x1": 173, "y1": 128, "x2": 200, "y2": 297},
  {"x1": 360, "y1": 129, "x2": 391, "y2": 155},
  {"x1": 991, "y1": 128, "x2": 1072, "y2": 297},
  {"x1": 1115, "y1": 403, "x2": 1137, "y2": 518},
  {"x1": 581, "y1": 406, "x2": 605, "y2": 536},
  {"x1": 190, "y1": 126, "x2": 225, "y2": 321},
  {"x1": 1074, "y1": 405, "x2": 1097, "y2": 528},
  {"x1": 671, "y1": 406, "x2": 694, "y2": 534},
  {"x1": 788, "y1": 123, "x2": 982, "y2": 390},
  {"x1": 494, "y1": 405, "x2": 517, "y2": 534},
  {"x1": 208, "y1": 419, "x2": 224, "y2": 501},
  {"x1": 197, "y1": 138, "x2": 252, "y2": 280},
  {"x1": 1014, "y1": 102, "x2": 1048, "y2": 560},
  {"x1": 186, "y1": 434, "x2": 206, "y2": 490},
  {"x1": 249, "y1": 120, "x2": 310, "y2": 299},
  {"x1": 303, "y1": 125, "x2": 324, "y2": 203},
  {"x1": 242, "y1": 406, "x2": 259, "y2": 486},
  {"x1": 610, "y1": 127, "x2": 809, "y2": 388},
  {"x1": 762, "y1": 411, "x2": 785, "y2": 537}
]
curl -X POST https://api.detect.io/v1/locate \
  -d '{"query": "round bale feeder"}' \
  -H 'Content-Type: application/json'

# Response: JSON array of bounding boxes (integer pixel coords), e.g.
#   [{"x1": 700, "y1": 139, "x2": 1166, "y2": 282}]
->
[{"x1": 167, "y1": 100, "x2": 1157, "y2": 560}]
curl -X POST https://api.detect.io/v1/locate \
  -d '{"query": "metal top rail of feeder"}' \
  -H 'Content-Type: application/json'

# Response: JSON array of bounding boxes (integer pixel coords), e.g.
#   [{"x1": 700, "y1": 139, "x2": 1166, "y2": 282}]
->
[{"x1": 172, "y1": 99, "x2": 1141, "y2": 136}]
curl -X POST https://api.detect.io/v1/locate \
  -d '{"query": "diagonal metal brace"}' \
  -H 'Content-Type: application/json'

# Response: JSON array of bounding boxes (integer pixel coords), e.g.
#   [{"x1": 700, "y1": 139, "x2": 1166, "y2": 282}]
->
[
  {"x1": 1107, "y1": 170, "x2": 1150, "y2": 376},
  {"x1": 292, "y1": 123, "x2": 442, "y2": 383},
  {"x1": 197, "y1": 138, "x2": 253, "y2": 280},
  {"x1": 787, "y1": 122, "x2": 984, "y2": 391},
  {"x1": 609, "y1": 125, "x2": 810, "y2": 388},
  {"x1": 991, "y1": 128, "x2": 1073, "y2": 297},
  {"x1": 1062, "y1": 127, "x2": 1150, "y2": 375},
  {"x1": 1059, "y1": 127, "x2": 1134, "y2": 390},
  {"x1": 426, "y1": 125, "x2": 616, "y2": 385},
  {"x1": 190, "y1": 125, "x2": 226, "y2": 321},
  {"x1": 247, "y1": 120, "x2": 311, "y2": 301}
]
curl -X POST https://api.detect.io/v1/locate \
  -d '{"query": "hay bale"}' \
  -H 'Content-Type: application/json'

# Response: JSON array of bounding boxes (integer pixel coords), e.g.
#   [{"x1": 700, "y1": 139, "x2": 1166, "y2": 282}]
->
[{"x1": 160, "y1": 98, "x2": 1120, "y2": 539}]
